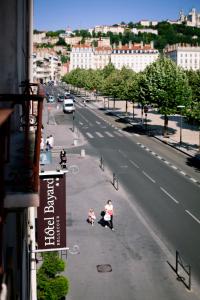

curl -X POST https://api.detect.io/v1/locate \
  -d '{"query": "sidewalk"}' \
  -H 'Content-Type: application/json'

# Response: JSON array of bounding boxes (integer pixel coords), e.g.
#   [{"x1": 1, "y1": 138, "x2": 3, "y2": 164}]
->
[
  {"x1": 85, "y1": 95, "x2": 200, "y2": 160},
  {"x1": 42, "y1": 103, "x2": 200, "y2": 300}
]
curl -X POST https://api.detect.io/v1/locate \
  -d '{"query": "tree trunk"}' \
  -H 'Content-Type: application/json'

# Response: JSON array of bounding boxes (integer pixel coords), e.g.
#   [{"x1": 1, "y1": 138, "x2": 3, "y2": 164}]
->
[
  {"x1": 125, "y1": 101, "x2": 128, "y2": 114},
  {"x1": 163, "y1": 114, "x2": 168, "y2": 137}
]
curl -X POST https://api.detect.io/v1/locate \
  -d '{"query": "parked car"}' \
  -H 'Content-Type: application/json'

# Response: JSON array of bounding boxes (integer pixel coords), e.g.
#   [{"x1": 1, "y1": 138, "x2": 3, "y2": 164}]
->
[
  {"x1": 47, "y1": 95, "x2": 55, "y2": 103},
  {"x1": 57, "y1": 95, "x2": 65, "y2": 102},
  {"x1": 63, "y1": 99, "x2": 75, "y2": 113}
]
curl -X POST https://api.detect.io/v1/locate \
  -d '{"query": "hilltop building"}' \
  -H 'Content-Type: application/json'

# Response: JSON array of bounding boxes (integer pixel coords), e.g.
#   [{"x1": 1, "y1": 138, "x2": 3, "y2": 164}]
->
[
  {"x1": 168, "y1": 8, "x2": 200, "y2": 28},
  {"x1": 164, "y1": 43, "x2": 200, "y2": 70}
]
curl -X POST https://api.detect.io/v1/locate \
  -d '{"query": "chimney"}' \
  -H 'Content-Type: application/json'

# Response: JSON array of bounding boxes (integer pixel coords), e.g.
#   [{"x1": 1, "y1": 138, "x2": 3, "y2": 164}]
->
[
  {"x1": 118, "y1": 41, "x2": 122, "y2": 48},
  {"x1": 113, "y1": 43, "x2": 116, "y2": 49},
  {"x1": 140, "y1": 41, "x2": 144, "y2": 49}
]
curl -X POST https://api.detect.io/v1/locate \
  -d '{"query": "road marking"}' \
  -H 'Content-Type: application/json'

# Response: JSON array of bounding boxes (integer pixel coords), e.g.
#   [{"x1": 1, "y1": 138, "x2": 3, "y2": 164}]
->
[
  {"x1": 129, "y1": 160, "x2": 139, "y2": 169},
  {"x1": 164, "y1": 160, "x2": 170, "y2": 165},
  {"x1": 185, "y1": 210, "x2": 200, "y2": 225},
  {"x1": 118, "y1": 149, "x2": 127, "y2": 158},
  {"x1": 95, "y1": 132, "x2": 104, "y2": 138},
  {"x1": 134, "y1": 133, "x2": 140, "y2": 136},
  {"x1": 79, "y1": 121, "x2": 83, "y2": 125},
  {"x1": 180, "y1": 170, "x2": 186, "y2": 176},
  {"x1": 171, "y1": 165, "x2": 178, "y2": 170},
  {"x1": 142, "y1": 171, "x2": 156, "y2": 183},
  {"x1": 114, "y1": 131, "x2": 123, "y2": 137},
  {"x1": 157, "y1": 155, "x2": 163, "y2": 160},
  {"x1": 190, "y1": 178, "x2": 197, "y2": 183},
  {"x1": 86, "y1": 132, "x2": 94, "y2": 139},
  {"x1": 160, "y1": 187, "x2": 179, "y2": 204},
  {"x1": 96, "y1": 121, "x2": 101, "y2": 125},
  {"x1": 105, "y1": 131, "x2": 114, "y2": 137}
]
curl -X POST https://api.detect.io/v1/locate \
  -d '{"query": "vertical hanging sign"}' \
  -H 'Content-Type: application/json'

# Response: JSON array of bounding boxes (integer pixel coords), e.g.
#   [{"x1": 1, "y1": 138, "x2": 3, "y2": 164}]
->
[{"x1": 37, "y1": 171, "x2": 66, "y2": 250}]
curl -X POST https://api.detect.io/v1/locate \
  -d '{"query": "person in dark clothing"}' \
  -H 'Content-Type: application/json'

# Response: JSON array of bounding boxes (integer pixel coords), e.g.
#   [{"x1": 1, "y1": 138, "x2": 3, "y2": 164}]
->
[{"x1": 60, "y1": 149, "x2": 67, "y2": 168}]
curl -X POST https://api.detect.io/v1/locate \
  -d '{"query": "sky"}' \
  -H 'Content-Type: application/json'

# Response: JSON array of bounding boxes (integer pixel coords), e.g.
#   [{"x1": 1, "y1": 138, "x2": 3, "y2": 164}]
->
[{"x1": 34, "y1": 0, "x2": 200, "y2": 31}]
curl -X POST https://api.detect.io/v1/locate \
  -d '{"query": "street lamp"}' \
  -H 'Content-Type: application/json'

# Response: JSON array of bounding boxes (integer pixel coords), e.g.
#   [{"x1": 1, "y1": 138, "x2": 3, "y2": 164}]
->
[
  {"x1": 72, "y1": 111, "x2": 75, "y2": 132},
  {"x1": 177, "y1": 105, "x2": 185, "y2": 145}
]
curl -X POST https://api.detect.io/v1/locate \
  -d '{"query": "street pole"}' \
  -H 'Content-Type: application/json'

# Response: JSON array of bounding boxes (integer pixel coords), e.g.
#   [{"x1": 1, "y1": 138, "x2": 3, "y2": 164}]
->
[{"x1": 72, "y1": 111, "x2": 75, "y2": 132}]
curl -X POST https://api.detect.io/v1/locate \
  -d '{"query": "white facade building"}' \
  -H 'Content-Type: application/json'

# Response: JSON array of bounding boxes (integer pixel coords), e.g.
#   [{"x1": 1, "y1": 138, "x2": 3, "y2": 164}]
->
[
  {"x1": 69, "y1": 42, "x2": 159, "y2": 73},
  {"x1": 111, "y1": 42, "x2": 159, "y2": 72},
  {"x1": 132, "y1": 28, "x2": 158, "y2": 35},
  {"x1": 164, "y1": 44, "x2": 200, "y2": 71},
  {"x1": 89, "y1": 25, "x2": 125, "y2": 34},
  {"x1": 69, "y1": 45, "x2": 94, "y2": 71}
]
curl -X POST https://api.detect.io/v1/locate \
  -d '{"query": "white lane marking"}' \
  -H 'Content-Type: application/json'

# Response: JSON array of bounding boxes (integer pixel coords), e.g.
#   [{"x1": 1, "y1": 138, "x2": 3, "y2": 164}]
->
[
  {"x1": 79, "y1": 121, "x2": 83, "y2": 125},
  {"x1": 157, "y1": 156, "x2": 162, "y2": 160},
  {"x1": 134, "y1": 133, "x2": 140, "y2": 137},
  {"x1": 124, "y1": 132, "x2": 132, "y2": 136},
  {"x1": 160, "y1": 187, "x2": 179, "y2": 204},
  {"x1": 145, "y1": 148, "x2": 150, "y2": 151},
  {"x1": 142, "y1": 171, "x2": 156, "y2": 183},
  {"x1": 129, "y1": 160, "x2": 139, "y2": 169},
  {"x1": 164, "y1": 160, "x2": 170, "y2": 165},
  {"x1": 171, "y1": 165, "x2": 177, "y2": 170},
  {"x1": 95, "y1": 132, "x2": 104, "y2": 138},
  {"x1": 96, "y1": 121, "x2": 101, "y2": 125},
  {"x1": 185, "y1": 210, "x2": 200, "y2": 225},
  {"x1": 114, "y1": 131, "x2": 123, "y2": 137},
  {"x1": 180, "y1": 171, "x2": 186, "y2": 176},
  {"x1": 76, "y1": 111, "x2": 89, "y2": 123},
  {"x1": 118, "y1": 149, "x2": 127, "y2": 158},
  {"x1": 151, "y1": 151, "x2": 156, "y2": 155},
  {"x1": 105, "y1": 131, "x2": 114, "y2": 137},
  {"x1": 86, "y1": 132, "x2": 94, "y2": 139},
  {"x1": 190, "y1": 178, "x2": 197, "y2": 183}
]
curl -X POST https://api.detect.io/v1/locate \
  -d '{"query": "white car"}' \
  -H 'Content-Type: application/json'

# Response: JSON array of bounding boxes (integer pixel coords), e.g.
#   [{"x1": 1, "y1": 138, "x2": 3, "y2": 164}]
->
[{"x1": 63, "y1": 99, "x2": 75, "y2": 113}]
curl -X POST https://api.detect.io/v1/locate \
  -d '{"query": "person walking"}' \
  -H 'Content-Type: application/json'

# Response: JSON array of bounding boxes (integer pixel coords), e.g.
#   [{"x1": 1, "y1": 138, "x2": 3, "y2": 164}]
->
[
  {"x1": 49, "y1": 134, "x2": 54, "y2": 149},
  {"x1": 87, "y1": 208, "x2": 96, "y2": 226},
  {"x1": 60, "y1": 149, "x2": 67, "y2": 168},
  {"x1": 104, "y1": 200, "x2": 114, "y2": 230}
]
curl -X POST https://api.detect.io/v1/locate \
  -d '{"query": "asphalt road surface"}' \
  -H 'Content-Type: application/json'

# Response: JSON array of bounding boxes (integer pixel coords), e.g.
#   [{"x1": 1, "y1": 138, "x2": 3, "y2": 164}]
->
[{"x1": 53, "y1": 94, "x2": 200, "y2": 281}]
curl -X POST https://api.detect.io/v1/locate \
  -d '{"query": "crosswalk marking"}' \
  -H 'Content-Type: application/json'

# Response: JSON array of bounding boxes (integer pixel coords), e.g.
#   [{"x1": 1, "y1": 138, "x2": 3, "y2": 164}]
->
[
  {"x1": 105, "y1": 131, "x2": 114, "y2": 137},
  {"x1": 96, "y1": 132, "x2": 104, "y2": 138},
  {"x1": 114, "y1": 131, "x2": 123, "y2": 137},
  {"x1": 86, "y1": 132, "x2": 94, "y2": 139},
  {"x1": 96, "y1": 121, "x2": 101, "y2": 125}
]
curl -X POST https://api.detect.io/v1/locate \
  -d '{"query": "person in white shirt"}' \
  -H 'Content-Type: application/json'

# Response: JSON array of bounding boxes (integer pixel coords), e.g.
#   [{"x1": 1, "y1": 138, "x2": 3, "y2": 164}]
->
[
  {"x1": 104, "y1": 200, "x2": 114, "y2": 230},
  {"x1": 48, "y1": 135, "x2": 54, "y2": 149}
]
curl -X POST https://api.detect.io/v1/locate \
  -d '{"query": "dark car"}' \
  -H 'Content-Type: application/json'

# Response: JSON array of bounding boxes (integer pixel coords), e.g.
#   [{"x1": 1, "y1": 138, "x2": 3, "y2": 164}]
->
[{"x1": 57, "y1": 95, "x2": 65, "y2": 102}]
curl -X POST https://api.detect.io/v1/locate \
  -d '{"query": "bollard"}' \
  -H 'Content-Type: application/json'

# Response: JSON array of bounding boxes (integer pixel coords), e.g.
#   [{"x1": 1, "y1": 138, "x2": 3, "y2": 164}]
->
[
  {"x1": 81, "y1": 149, "x2": 85, "y2": 157},
  {"x1": 73, "y1": 139, "x2": 78, "y2": 146}
]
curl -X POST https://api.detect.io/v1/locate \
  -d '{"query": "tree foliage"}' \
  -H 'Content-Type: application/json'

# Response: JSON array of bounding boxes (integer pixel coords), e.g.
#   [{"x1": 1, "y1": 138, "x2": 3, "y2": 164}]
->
[{"x1": 37, "y1": 252, "x2": 69, "y2": 300}]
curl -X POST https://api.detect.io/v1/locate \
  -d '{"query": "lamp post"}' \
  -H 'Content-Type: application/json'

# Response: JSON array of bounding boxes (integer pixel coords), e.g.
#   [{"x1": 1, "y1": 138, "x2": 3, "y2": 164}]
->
[
  {"x1": 177, "y1": 105, "x2": 185, "y2": 145},
  {"x1": 72, "y1": 111, "x2": 75, "y2": 132}
]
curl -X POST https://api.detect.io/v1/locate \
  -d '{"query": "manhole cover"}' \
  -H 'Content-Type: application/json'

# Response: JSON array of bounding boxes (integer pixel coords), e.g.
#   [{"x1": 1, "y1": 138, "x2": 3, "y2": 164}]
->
[{"x1": 97, "y1": 264, "x2": 112, "y2": 273}]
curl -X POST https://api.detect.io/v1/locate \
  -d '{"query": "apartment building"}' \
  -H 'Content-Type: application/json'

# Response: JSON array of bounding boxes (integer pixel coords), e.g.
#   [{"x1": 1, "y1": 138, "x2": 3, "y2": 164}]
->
[
  {"x1": 33, "y1": 48, "x2": 61, "y2": 83},
  {"x1": 70, "y1": 41, "x2": 159, "y2": 72},
  {"x1": 69, "y1": 45, "x2": 94, "y2": 71},
  {"x1": 89, "y1": 25, "x2": 125, "y2": 34},
  {"x1": 139, "y1": 20, "x2": 158, "y2": 27},
  {"x1": 132, "y1": 28, "x2": 158, "y2": 35},
  {"x1": 111, "y1": 42, "x2": 159, "y2": 72},
  {"x1": 164, "y1": 43, "x2": 200, "y2": 71},
  {"x1": 93, "y1": 46, "x2": 112, "y2": 69}
]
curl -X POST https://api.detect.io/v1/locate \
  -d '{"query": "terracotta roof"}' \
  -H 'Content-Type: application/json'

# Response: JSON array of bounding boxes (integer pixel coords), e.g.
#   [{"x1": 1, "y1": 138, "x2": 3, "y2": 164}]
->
[
  {"x1": 73, "y1": 44, "x2": 92, "y2": 48},
  {"x1": 95, "y1": 46, "x2": 112, "y2": 51}
]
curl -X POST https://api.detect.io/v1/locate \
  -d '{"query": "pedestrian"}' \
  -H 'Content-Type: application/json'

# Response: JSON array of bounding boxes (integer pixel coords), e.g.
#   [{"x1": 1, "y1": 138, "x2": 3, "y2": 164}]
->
[
  {"x1": 87, "y1": 208, "x2": 96, "y2": 226},
  {"x1": 49, "y1": 134, "x2": 54, "y2": 149},
  {"x1": 45, "y1": 136, "x2": 51, "y2": 151},
  {"x1": 60, "y1": 149, "x2": 67, "y2": 168},
  {"x1": 104, "y1": 200, "x2": 114, "y2": 230},
  {"x1": 40, "y1": 137, "x2": 44, "y2": 151}
]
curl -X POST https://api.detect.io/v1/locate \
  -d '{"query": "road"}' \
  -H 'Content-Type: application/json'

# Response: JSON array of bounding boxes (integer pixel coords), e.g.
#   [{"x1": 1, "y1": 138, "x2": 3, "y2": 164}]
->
[{"x1": 51, "y1": 90, "x2": 200, "y2": 281}]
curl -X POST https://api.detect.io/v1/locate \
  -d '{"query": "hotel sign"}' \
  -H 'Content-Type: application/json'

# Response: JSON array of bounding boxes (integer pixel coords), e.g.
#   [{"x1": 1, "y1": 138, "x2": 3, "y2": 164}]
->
[{"x1": 37, "y1": 171, "x2": 66, "y2": 250}]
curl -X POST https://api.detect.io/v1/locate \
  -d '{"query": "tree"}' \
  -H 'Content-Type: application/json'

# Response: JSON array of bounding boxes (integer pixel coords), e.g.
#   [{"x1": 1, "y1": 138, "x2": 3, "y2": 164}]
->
[
  {"x1": 37, "y1": 252, "x2": 69, "y2": 300},
  {"x1": 144, "y1": 57, "x2": 192, "y2": 136},
  {"x1": 185, "y1": 70, "x2": 200, "y2": 125}
]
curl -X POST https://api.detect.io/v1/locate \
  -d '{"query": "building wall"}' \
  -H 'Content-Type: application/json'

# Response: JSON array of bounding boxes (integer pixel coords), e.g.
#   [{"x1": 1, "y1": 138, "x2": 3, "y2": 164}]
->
[
  {"x1": 164, "y1": 44, "x2": 200, "y2": 70},
  {"x1": 70, "y1": 43, "x2": 159, "y2": 72},
  {"x1": 0, "y1": 0, "x2": 29, "y2": 94}
]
